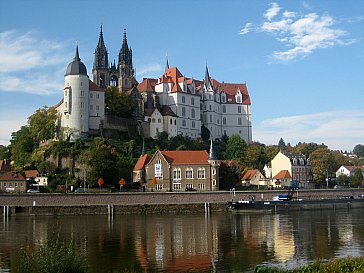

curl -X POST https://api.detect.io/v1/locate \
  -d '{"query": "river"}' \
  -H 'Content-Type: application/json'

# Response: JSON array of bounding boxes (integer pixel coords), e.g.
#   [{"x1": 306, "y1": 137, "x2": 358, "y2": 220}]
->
[{"x1": 1, "y1": 208, "x2": 364, "y2": 272}]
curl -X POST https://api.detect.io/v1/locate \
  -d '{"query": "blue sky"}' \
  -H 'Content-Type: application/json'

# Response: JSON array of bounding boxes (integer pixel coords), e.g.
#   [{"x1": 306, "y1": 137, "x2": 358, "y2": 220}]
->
[{"x1": 0, "y1": 0, "x2": 363, "y2": 151}]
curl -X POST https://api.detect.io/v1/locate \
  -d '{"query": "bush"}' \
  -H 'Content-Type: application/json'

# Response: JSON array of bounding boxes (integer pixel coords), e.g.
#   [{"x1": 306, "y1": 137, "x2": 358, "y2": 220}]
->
[
  {"x1": 12, "y1": 237, "x2": 87, "y2": 273},
  {"x1": 254, "y1": 257, "x2": 364, "y2": 273}
]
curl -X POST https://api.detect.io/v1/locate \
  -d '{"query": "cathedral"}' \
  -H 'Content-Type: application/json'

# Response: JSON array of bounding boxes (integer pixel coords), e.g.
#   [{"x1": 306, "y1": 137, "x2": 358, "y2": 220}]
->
[{"x1": 56, "y1": 27, "x2": 252, "y2": 142}]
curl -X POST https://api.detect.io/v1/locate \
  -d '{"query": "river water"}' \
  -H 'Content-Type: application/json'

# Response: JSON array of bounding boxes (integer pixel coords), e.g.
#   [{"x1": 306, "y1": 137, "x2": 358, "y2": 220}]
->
[{"x1": 1, "y1": 208, "x2": 364, "y2": 272}]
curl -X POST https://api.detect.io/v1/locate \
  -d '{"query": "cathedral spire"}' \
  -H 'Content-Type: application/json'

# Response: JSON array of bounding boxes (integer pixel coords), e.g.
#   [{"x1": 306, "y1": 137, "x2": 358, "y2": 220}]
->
[
  {"x1": 93, "y1": 25, "x2": 108, "y2": 70},
  {"x1": 204, "y1": 64, "x2": 213, "y2": 91},
  {"x1": 165, "y1": 55, "x2": 170, "y2": 71},
  {"x1": 119, "y1": 29, "x2": 132, "y2": 66}
]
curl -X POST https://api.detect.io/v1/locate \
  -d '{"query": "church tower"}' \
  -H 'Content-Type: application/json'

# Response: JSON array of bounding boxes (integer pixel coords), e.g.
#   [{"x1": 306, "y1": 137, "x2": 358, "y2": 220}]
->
[
  {"x1": 63, "y1": 45, "x2": 89, "y2": 141},
  {"x1": 118, "y1": 29, "x2": 134, "y2": 92},
  {"x1": 92, "y1": 26, "x2": 109, "y2": 88}
]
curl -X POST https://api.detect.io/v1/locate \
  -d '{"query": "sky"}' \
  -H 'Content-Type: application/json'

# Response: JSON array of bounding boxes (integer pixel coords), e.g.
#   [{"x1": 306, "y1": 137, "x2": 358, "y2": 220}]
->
[{"x1": 0, "y1": 0, "x2": 363, "y2": 151}]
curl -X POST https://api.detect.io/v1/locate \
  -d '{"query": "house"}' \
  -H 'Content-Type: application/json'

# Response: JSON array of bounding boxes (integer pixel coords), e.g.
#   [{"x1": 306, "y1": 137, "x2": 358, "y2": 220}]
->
[
  {"x1": 133, "y1": 141, "x2": 220, "y2": 191},
  {"x1": 24, "y1": 170, "x2": 48, "y2": 187},
  {"x1": 271, "y1": 151, "x2": 313, "y2": 188},
  {"x1": 241, "y1": 169, "x2": 266, "y2": 187},
  {"x1": 0, "y1": 160, "x2": 26, "y2": 193},
  {"x1": 272, "y1": 170, "x2": 292, "y2": 188},
  {"x1": 336, "y1": 165, "x2": 364, "y2": 178}
]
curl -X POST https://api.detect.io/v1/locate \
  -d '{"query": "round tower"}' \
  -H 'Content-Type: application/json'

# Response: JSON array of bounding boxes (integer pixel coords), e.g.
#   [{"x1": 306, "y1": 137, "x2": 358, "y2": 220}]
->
[{"x1": 63, "y1": 45, "x2": 89, "y2": 141}]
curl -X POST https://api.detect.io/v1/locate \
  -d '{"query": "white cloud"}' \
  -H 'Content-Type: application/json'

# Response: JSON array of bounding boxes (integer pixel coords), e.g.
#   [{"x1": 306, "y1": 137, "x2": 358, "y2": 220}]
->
[
  {"x1": 254, "y1": 110, "x2": 364, "y2": 151},
  {"x1": 239, "y1": 23, "x2": 253, "y2": 35},
  {"x1": 0, "y1": 31, "x2": 67, "y2": 73},
  {"x1": 241, "y1": 4, "x2": 354, "y2": 62},
  {"x1": 136, "y1": 63, "x2": 163, "y2": 79},
  {"x1": 264, "y1": 2, "x2": 281, "y2": 21},
  {"x1": 0, "y1": 30, "x2": 69, "y2": 95}
]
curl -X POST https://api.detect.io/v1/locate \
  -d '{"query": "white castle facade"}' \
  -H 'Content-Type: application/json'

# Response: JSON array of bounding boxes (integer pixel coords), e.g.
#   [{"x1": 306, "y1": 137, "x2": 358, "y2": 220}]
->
[{"x1": 56, "y1": 28, "x2": 252, "y2": 142}]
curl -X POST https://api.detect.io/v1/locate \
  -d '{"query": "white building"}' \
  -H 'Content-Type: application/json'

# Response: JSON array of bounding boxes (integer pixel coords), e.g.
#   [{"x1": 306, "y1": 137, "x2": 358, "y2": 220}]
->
[
  {"x1": 336, "y1": 165, "x2": 364, "y2": 178},
  {"x1": 56, "y1": 45, "x2": 105, "y2": 141},
  {"x1": 137, "y1": 63, "x2": 252, "y2": 142}
]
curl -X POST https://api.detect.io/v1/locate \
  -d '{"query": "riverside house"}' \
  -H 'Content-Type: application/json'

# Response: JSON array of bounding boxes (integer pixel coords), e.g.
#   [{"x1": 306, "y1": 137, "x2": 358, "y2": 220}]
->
[{"x1": 133, "y1": 142, "x2": 220, "y2": 192}]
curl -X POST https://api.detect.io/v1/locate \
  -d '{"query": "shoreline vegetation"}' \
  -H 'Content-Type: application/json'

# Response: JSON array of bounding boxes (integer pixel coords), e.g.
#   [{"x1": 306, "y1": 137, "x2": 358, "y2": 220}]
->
[{"x1": 255, "y1": 256, "x2": 364, "y2": 273}]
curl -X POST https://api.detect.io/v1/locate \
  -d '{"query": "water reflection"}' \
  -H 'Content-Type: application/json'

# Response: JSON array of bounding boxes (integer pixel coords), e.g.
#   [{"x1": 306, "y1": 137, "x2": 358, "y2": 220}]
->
[{"x1": 1, "y1": 209, "x2": 364, "y2": 272}]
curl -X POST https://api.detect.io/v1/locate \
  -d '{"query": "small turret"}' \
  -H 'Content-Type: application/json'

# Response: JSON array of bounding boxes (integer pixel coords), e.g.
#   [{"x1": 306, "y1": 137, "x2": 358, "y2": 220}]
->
[{"x1": 204, "y1": 64, "x2": 213, "y2": 91}]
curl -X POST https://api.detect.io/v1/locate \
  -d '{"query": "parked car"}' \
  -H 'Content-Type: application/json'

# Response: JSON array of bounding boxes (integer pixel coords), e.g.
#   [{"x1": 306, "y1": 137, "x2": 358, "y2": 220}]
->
[
  {"x1": 185, "y1": 187, "x2": 197, "y2": 192},
  {"x1": 334, "y1": 185, "x2": 344, "y2": 189},
  {"x1": 27, "y1": 189, "x2": 40, "y2": 193},
  {"x1": 74, "y1": 188, "x2": 87, "y2": 193}
]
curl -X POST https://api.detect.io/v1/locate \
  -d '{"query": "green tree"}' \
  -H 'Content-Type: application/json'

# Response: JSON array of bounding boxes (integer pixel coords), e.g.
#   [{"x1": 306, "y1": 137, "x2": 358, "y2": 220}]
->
[
  {"x1": 87, "y1": 138, "x2": 119, "y2": 187},
  {"x1": 243, "y1": 143, "x2": 267, "y2": 171},
  {"x1": 310, "y1": 148, "x2": 344, "y2": 187},
  {"x1": 28, "y1": 106, "x2": 57, "y2": 143},
  {"x1": 353, "y1": 144, "x2": 364, "y2": 157},
  {"x1": 105, "y1": 86, "x2": 132, "y2": 117},
  {"x1": 225, "y1": 135, "x2": 247, "y2": 162},
  {"x1": 294, "y1": 142, "x2": 327, "y2": 157},
  {"x1": 336, "y1": 174, "x2": 351, "y2": 187},
  {"x1": 10, "y1": 126, "x2": 36, "y2": 170},
  {"x1": 352, "y1": 168, "x2": 364, "y2": 187},
  {"x1": 0, "y1": 145, "x2": 10, "y2": 160}
]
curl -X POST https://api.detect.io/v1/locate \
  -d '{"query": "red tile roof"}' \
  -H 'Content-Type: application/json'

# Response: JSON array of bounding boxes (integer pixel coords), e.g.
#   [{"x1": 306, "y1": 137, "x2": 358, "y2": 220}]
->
[
  {"x1": 343, "y1": 166, "x2": 364, "y2": 172},
  {"x1": 133, "y1": 154, "x2": 151, "y2": 171},
  {"x1": 0, "y1": 171, "x2": 25, "y2": 181},
  {"x1": 242, "y1": 170, "x2": 258, "y2": 180},
  {"x1": 161, "y1": 150, "x2": 209, "y2": 165},
  {"x1": 24, "y1": 170, "x2": 39, "y2": 178},
  {"x1": 89, "y1": 80, "x2": 103, "y2": 92},
  {"x1": 273, "y1": 170, "x2": 291, "y2": 179},
  {"x1": 137, "y1": 78, "x2": 157, "y2": 92},
  {"x1": 211, "y1": 79, "x2": 251, "y2": 105}
]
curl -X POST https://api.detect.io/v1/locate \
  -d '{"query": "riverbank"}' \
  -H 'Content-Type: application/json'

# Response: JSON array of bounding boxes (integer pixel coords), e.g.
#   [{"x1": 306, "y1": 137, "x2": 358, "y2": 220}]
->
[
  {"x1": 1, "y1": 189, "x2": 364, "y2": 216},
  {"x1": 255, "y1": 256, "x2": 364, "y2": 273}
]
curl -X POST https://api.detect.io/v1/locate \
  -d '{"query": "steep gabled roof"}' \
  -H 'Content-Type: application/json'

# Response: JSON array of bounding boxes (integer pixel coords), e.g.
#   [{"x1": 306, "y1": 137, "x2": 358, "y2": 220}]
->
[
  {"x1": 242, "y1": 169, "x2": 258, "y2": 180},
  {"x1": 160, "y1": 150, "x2": 209, "y2": 165},
  {"x1": 160, "y1": 106, "x2": 178, "y2": 117},
  {"x1": 133, "y1": 154, "x2": 151, "y2": 171},
  {"x1": 273, "y1": 170, "x2": 292, "y2": 179},
  {"x1": 212, "y1": 79, "x2": 251, "y2": 105},
  {"x1": 89, "y1": 80, "x2": 103, "y2": 92},
  {"x1": 138, "y1": 78, "x2": 157, "y2": 92}
]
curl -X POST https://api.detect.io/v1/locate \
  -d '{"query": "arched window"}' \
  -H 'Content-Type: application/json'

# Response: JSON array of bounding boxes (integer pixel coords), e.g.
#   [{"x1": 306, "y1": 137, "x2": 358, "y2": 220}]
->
[
  {"x1": 197, "y1": 168, "x2": 205, "y2": 179},
  {"x1": 173, "y1": 168, "x2": 181, "y2": 180}
]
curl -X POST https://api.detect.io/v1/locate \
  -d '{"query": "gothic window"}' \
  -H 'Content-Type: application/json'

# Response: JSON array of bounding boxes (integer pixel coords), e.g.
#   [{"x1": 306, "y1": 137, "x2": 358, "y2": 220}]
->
[
  {"x1": 238, "y1": 106, "x2": 241, "y2": 113},
  {"x1": 198, "y1": 168, "x2": 205, "y2": 179},
  {"x1": 173, "y1": 168, "x2": 181, "y2": 180},
  {"x1": 223, "y1": 117, "x2": 226, "y2": 125},
  {"x1": 238, "y1": 118, "x2": 242, "y2": 125},
  {"x1": 191, "y1": 109, "x2": 195, "y2": 118},
  {"x1": 191, "y1": 97, "x2": 194, "y2": 105},
  {"x1": 223, "y1": 105, "x2": 226, "y2": 113},
  {"x1": 182, "y1": 107, "x2": 186, "y2": 117},
  {"x1": 186, "y1": 168, "x2": 193, "y2": 179}
]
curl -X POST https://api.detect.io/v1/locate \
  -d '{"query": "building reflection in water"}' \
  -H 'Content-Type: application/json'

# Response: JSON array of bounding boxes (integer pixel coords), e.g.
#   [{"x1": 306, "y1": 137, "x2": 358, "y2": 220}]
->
[{"x1": 1, "y1": 209, "x2": 364, "y2": 272}]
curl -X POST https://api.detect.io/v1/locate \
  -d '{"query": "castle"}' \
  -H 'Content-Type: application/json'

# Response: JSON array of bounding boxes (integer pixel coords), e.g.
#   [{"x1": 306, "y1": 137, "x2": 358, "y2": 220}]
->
[{"x1": 56, "y1": 27, "x2": 252, "y2": 142}]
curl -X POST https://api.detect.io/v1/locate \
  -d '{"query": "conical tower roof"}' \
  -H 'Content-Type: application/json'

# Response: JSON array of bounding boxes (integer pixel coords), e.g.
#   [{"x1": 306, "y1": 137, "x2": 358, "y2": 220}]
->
[{"x1": 65, "y1": 44, "x2": 87, "y2": 76}]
